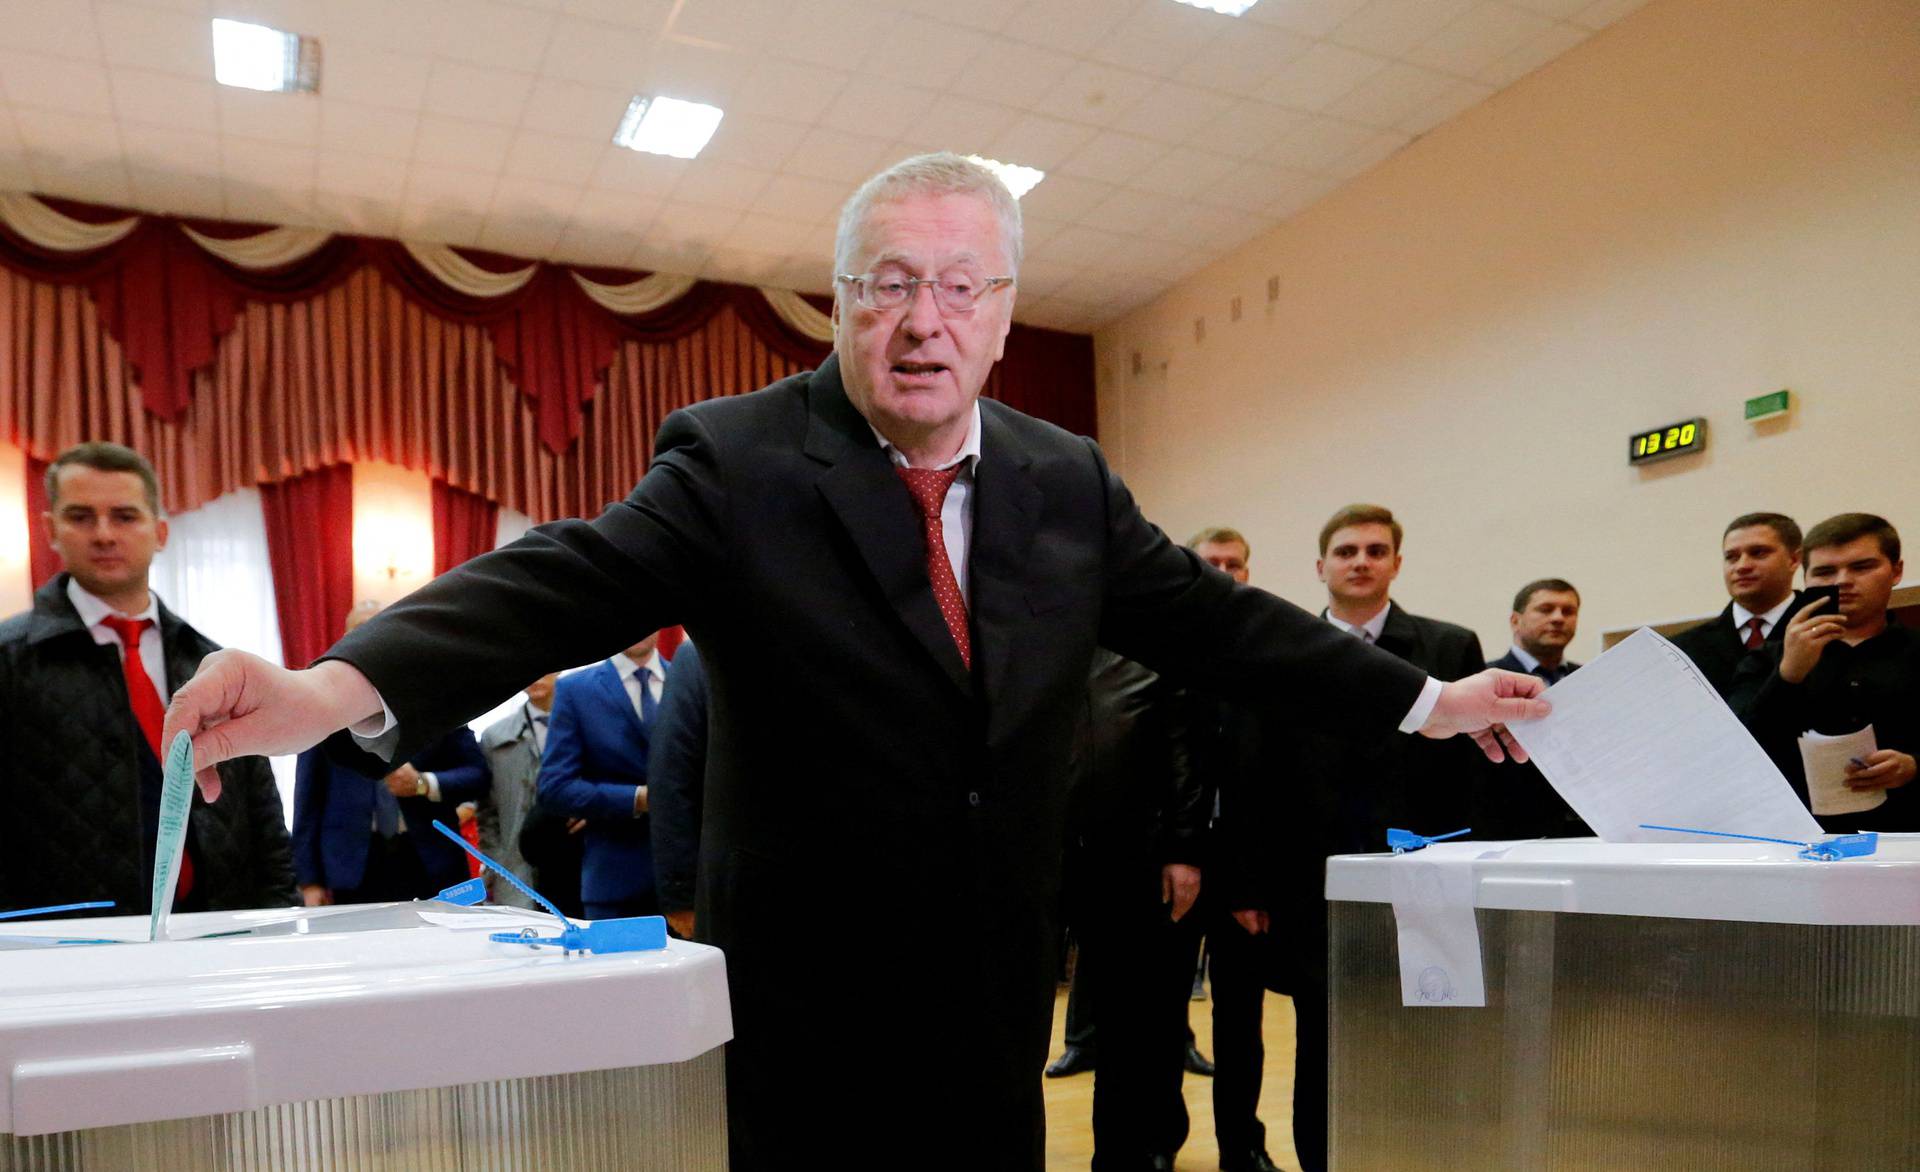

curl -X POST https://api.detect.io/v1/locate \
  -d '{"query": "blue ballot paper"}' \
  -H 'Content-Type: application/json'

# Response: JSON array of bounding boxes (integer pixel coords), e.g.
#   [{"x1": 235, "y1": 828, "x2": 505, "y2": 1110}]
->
[{"x1": 149, "y1": 730, "x2": 197, "y2": 942}]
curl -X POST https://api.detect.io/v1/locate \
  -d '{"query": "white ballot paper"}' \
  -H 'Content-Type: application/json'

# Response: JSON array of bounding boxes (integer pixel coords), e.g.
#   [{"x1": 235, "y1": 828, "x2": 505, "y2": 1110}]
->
[
  {"x1": 1388, "y1": 851, "x2": 1485, "y2": 1008},
  {"x1": 1504, "y1": 627, "x2": 1821, "y2": 843},
  {"x1": 1799, "y1": 725, "x2": 1884, "y2": 816}
]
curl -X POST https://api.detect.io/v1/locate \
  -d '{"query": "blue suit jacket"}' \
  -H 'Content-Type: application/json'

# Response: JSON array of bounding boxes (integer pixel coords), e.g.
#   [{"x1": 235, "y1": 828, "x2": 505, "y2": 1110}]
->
[
  {"x1": 537, "y1": 658, "x2": 653, "y2": 905},
  {"x1": 292, "y1": 727, "x2": 490, "y2": 894}
]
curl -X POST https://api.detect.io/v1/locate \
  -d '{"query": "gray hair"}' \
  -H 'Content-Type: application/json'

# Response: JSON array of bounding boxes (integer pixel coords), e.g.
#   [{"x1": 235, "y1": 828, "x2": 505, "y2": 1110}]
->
[{"x1": 833, "y1": 152, "x2": 1024, "y2": 281}]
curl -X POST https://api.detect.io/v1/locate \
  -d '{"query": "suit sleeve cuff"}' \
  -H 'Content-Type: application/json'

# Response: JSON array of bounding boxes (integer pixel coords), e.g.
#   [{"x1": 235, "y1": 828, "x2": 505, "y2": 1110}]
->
[
  {"x1": 422, "y1": 772, "x2": 441, "y2": 802},
  {"x1": 348, "y1": 695, "x2": 402, "y2": 759},
  {"x1": 1397, "y1": 676, "x2": 1444, "y2": 734}
]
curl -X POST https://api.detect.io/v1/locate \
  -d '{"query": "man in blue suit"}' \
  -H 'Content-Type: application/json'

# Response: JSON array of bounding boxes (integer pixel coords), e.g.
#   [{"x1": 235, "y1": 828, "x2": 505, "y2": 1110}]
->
[{"x1": 538, "y1": 632, "x2": 662, "y2": 919}]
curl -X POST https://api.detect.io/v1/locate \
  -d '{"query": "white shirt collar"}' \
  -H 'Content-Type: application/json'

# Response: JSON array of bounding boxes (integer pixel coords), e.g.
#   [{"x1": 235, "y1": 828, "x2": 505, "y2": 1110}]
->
[
  {"x1": 1326, "y1": 601, "x2": 1391, "y2": 643},
  {"x1": 613, "y1": 649, "x2": 660, "y2": 682},
  {"x1": 869, "y1": 401, "x2": 983, "y2": 473},
  {"x1": 1507, "y1": 643, "x2": 1543, "y2": 673},
  {"x1": 66, "y1": 577, "x2": 158, "y2": 630},
  {"x1": 1731, "y1": 594, "x2": 1795, "y2": 634}
]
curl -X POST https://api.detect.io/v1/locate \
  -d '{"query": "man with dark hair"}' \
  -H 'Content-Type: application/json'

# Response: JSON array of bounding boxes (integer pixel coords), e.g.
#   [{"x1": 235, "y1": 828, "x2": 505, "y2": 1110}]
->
[
  {"x1": 1670, "y1": 512, "x2": 1807, "y2": 717},
  {"x1": 0, "y1": 442, "x2": 294, "y2": 915},
  {"x1": 1210, "y1": 504, "x2": 1488, "y2": 1172},
  {"x1": 1491, "y1": 579, "x2": 1582, "y2": 684},
  {"x1": 1747, "y1": 513, "x2": 1916, "y2": 830},
  {"x1": 1479, "y1": 580, "x2": 1590, "y2": 838}
]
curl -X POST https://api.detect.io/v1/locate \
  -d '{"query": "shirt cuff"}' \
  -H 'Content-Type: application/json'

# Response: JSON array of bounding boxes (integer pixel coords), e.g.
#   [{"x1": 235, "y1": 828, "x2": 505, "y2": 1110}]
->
[
  {"x1": 349, "y1": 695, "x2": 402, "y2": 760},
  {"x1": 1397, "y1": 676, "x2": 1444, "y2": 734},
  {"x1": 422, "y1": 772, "x2": 441, "y2": 802}
]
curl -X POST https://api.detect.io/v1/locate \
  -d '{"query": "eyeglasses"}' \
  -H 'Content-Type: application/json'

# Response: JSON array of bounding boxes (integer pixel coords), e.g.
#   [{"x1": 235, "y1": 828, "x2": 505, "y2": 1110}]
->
[{"x1": 836, "y1": 271, "x2": 1014, "y2": 314}]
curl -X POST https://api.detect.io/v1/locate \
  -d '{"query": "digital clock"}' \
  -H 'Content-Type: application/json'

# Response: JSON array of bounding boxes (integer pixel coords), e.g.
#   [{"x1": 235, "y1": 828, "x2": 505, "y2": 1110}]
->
[{"x1": 1629, "y1": 417, "x2": 1707, "y2": 465}]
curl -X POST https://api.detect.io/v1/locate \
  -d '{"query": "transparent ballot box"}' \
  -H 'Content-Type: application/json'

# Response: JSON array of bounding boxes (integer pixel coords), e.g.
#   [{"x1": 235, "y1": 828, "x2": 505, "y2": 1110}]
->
[
  {"x1": 1324, "y1": 838, "x2": 1920, "y2": 1170},
  {"x1": 0, "y1": 903, "x2": 731, "y2": 1170}
]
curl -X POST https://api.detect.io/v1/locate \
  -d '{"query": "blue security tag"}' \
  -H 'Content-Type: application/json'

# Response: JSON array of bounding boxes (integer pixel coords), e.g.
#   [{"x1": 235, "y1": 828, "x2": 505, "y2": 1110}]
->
[
  {"x1": 428, "y1": 821, "x2": 668, "y2": 957},
  {"x1": 150, "y1": 731, "x2": 198, "y2": 942},
  {"x1": 435, "y1": 877, "x2": 489, "y2": 906},
  {"x1": 0, "y1": 901, "x2": 115, "y2": 921},
  {"x1": 1387, "y1": 827, "x2": 1471, "y2": 854},
  {"x1": 1638, "y1": 824, "x2": 1881, "y2": 862}
]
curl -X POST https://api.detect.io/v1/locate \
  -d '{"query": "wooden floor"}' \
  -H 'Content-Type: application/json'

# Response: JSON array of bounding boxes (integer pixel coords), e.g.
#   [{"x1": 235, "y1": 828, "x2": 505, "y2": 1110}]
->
[{"x1": 1042, "y1": 986, "x2": 1303, "y2": 1171}]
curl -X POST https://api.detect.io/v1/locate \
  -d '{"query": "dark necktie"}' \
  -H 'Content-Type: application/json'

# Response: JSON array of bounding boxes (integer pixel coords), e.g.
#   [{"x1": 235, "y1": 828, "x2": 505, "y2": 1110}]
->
[
  {"x1": 100, "y1": 615, "x2": 194, "y2": 900},
  {"x1": 1743, "y1": 616, "x2": 1766, "y2": 650},
  {"x1": 638, "y1": 671, "x2": 658, "y2": 728},
  {"x1": 895, "y1": 465, "x2": 971, "y2": 670}
]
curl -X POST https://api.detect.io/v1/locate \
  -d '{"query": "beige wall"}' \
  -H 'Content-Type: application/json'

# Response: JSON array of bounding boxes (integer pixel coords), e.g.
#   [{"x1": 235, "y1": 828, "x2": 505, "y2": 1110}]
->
[{"x1": 1094, "y1": 0, "x2": 1920, "y2": 665}]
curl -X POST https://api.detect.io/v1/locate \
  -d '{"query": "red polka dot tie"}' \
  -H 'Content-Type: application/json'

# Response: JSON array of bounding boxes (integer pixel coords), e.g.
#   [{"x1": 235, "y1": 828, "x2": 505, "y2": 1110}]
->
[{"x1": 895, "y1": 465, "x2": 971, "y2": 670}]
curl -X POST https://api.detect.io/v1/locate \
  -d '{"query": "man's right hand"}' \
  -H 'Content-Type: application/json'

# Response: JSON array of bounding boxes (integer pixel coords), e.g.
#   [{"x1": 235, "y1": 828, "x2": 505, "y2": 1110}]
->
[
  {"x1": 1779, "y1": 596, "x2": 1846, "y2": 683},
  {"x1": 300, "y1": 884, "x2": 333, "y2": 907},
  {"x1": 163, "y1": 652, "x2": 385, "y2": 803}
]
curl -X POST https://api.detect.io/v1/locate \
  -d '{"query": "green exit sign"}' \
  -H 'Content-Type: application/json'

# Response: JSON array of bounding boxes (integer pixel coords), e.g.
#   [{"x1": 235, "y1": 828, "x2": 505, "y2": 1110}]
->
[{"x1": 1745, "y1": 389, "x2": 1791, "y2": 421}]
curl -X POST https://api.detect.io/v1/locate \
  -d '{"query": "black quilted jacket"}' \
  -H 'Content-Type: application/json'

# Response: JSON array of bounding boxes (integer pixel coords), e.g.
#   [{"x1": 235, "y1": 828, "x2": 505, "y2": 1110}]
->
[{"x1": 0, "y1": 575, "x2": 296, "y2": 916}]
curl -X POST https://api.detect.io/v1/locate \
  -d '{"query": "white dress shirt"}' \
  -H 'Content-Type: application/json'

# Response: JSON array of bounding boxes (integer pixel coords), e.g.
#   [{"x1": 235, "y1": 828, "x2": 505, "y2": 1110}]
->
[
  {"x1": 614, "y1": 649, "x2": 664, "y2": 719},
  {"x1": 1732, "y1": 595, "x2": 1795, "y2": 642},
  {"x1": 67, "y1": 579, "x2": 170, "y2": 702}
]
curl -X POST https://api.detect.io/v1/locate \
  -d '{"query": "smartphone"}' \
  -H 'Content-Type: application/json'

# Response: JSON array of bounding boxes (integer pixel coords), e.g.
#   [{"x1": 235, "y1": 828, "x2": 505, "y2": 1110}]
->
[{"x1": 1800, "y1": 584, "x2": 1842, "y2": 614}]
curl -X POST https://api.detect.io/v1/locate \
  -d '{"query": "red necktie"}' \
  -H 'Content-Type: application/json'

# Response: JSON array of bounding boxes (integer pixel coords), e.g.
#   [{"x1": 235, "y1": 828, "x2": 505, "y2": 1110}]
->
[
  {"x1": 895, "y1": 466, "x2": 971, "y2": 670},
  {"x1": 1743, "y1": 616, "x2": 1766, "y2": 650},
  {"x1": 100, "y1": 615, "x2": 194, "y2": 902}
]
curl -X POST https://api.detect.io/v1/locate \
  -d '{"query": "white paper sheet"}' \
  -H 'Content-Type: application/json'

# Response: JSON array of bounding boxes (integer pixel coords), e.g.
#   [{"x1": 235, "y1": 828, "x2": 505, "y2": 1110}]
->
[
  {"x1": 1799, "y1": 725, "x2": 1884, "y2": 816},
  {"x1": 1504, "y1": 627, "x2": 1821, "y2": 843},
  {"x1": 1388, "y1": 853, "x2": 1485, "y2": 1008}
]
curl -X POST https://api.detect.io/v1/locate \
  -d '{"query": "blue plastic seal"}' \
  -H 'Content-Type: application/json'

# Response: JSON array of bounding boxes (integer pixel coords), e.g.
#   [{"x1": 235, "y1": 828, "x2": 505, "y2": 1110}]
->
[
  {"x1": 429, "y1": 821, "x2": 667, "y2": 956},
  {"x1": 1637, "y1": 824, "x2": 1880, "y2": 862},
  {"x1": 0, "y1": 900, "x2": 116, "y2": 922},
  {"x1": 1387, "y1": 827, "x2": 1471, "y2": 854},
  {"x1": 435, "y1": 877, "x2": 489, "y2": 906}
]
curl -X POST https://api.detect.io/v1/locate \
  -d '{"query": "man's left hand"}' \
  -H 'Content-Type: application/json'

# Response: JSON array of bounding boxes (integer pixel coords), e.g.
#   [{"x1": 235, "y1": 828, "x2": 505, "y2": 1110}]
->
[
  {"x1": 1846, "y1": 750, "x2": 1917, "y2": 792},
  {"x1": 1419, "y1": 669, "x2": 1552, "y2": 763},
  {"x1": 1161, "y1": 863, "x2": 1201, "y2": 922},
  {"x1": 385, "y1": 763, "x2": 422, "y2": 797}
]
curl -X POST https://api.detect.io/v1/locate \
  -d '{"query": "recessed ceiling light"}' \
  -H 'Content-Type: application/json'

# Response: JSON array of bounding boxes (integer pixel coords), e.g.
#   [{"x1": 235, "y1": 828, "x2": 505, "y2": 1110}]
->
[
  {"x1": 613, "y1": 95, "x2": 725, "y2": 159},
  {"x1": 966, "y1": 155, "x2": 1046, "y2": 200},
  {"x1": 210, "y1": 18, "x2": 319, "y2": 93},
  {"x1": 1171, "y1": 0, "x2": 1262, "y2": 15}
]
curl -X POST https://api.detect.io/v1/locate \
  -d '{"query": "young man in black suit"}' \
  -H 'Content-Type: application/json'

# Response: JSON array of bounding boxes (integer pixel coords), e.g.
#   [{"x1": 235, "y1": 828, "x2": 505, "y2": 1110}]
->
[
  {"x1": 1670, "y1": 512, "x2": 1806, "y2": 717},
  {"x1": 165, "y1": 156, "x2": 1549, "y2": 1172},
  {"x1": 1478, "y1": 579, "x2": 1590, "y2": 838}
]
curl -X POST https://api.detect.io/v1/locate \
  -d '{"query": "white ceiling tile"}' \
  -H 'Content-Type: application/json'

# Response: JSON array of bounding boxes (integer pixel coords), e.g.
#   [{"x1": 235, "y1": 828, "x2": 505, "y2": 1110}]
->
[
  {"x1": 540, "y1": 16, "x2": 658, "y2": 88},
  {"x1": 1323, "y1": 127, "x2": 1408, "y2": 179},
  {"x1": 219, "y1": 88, "x2": 319, "y2": 146},
  {"x1": 1405, "y1": 3, "x2": 1556, "y2": 79},
  {"x1": 412, "y1": 114, "x2": 516, "y2": 172},
  {"x1": 1180, "y1": 99, "x2": 1308, "y2": 160},
  {"x1": 0, "y1": 0, "x2": 103, "y2": 59},
  {"x1": 309, "y1": 189, "x2": 403, "y2": 237},
  {"x1": 303, "y1": 0, "x2": 441, "y2": 47},
  {"x1": 669, "y1": 160, "x2": 774, "y2": 212},
  {"x1": 314, "y1": 151, "x2": 413, "y2": 200},
  {"x1": 953, "y1": 40, "x2": 1078, "y2": 111},
  {"x1": 1036, "y1": 59, "x2": 1155, "y2": 130},
  {"x1": 627, "y1": 235, "x2": 709, "y2": 275},
  {"x1": 28, "y1": 160, "x2": 134, "y2": 207},
  {"x1": 1267, "y1": 115, "x2": 1375, "y2": 170},
  {"x1": 322, "y1": 44, "x2": 434, "y2": 112},
  {"x1": 0, "y1": 52, "x2": 116, "y2": 117},
  {"x1": 1259, "y1": 42, "x2": 1389, "y2": 111},
  {"x1": 703, "y1": 244, "x2": 786, "y2": 284},
  {"x1": 128, "y1": 165, "x2": 226, "y2": 217},
  {"x1": 1127, "y1": 144, "x2": 1242, "y2": 200},
  {"x1": 817, "y1": 78, "x2": 939, "y2": 140},
  {"x1": 1055, "y1": 131, "x2": 1169, "y2": 187},
  {"x1": 768, "y1": 0, "x2": 899, "y2": 69},
  {"x1": 501, "y1": 130, "x2": 606, "y2": 184},
  {"x1": 1078, "y1": 188, "x2": 1186, "y2": 237},
  {"x1": 1113, "y1": 82, "x2": 1238, "y2": 148},
  {"x1": 1572, "y1": 0, "x2": 1648, "y2": 31},
  {"x1": 644, "y1": 38, "x2": 754, "y2": 107},
  {"x1": 750, "y1": 172, "x2": 853, "y2": 223},
  {"x1": 1324, "y1": 62, "x2": 1458, "y2": 129},
  {"x1": 570, "y1": 188, "x2": 667, "y2": 234},
  {"x1": 1327, "y1": 0, "x2": 1475, "y2": 59},
  {"x1": 987, "y1": 114, "x2": 1099, "y2": 172},
  {"x1": 225, "y1": 182, "x2": 323, "y2": 225},
  {"x1": 550, "y1": 220, "x2": 644, "y2": 267},
  {"x1": 1171, "y1": 22, "x2": 1316, "y2": 98},
  {"x1": 1042, "y1": 224, "x2": 1134, "y2": 268},
  {"x1": 1085, "y1": 0, "x2": 1227, "y2": 78},
  {"x1": 729, "y1": 59, "x2": 851, "y2": 124},
  {"x1": 1503, "y1": 0, "x2": 1601, "y2": 17},
  {"x1": 221, "y1": 137, "x2": 313, "y2": 189},
  {"x1": 1476, "y1": 20, "x2": 1587, "y2": 87},
  {"x1": 1397, "y1": 77, "x2": 1495, "y2": 136},
  {"x1": 559, "y1": 0, "x2": 674, "y2": 30},
  {"x1": 1261, "y1": 170, "x2": 1339, "y2": 218},
  {"x1": 490, "y1": 175, "x2": 584, "y2": 221},
  {"x1": 1016, "y1": 212, "x2": 1068, "y2": 253},
  {"x1": 427, "y1": 0, "x2": 557, "y2": 72},
  {"x1": 646, "y1": 199, "x2": 741, "y2": 247},
  {"x1": 696, "y1": 113, "x2": 808, "y2": 171},
  {"x1": 1006, "y1": 0, "x2": 1132, "y2": 58},
  {"x1": 111, "y1": 67, "x2": 219, "y2": 134},
  {"x1": 404, "y1": 161, "x2": 499, "y2": 209},
  {"x1": 1247, "y1": 0, "x2": 1378, "y2": 39},
  {"x1": 896, "y1": 0, "x2": 1024, "y2": 34},
  {"x1": 13, "y1": 108, "x2": 124, "y2": 157},
  {"x1": 592, "y1": 146, "x2": 689, "y2": 196},
  {"x1": 425, "y1": 62, "x2": 536, "y2": 126},
  {"x1": 779, "y1": 125, "x2": 895, "y2": 184},
  {"x1": 665, "y1": 0, "x2": 789, "y2": 53},
  {"x1": 1133, "y1": 200, "x2": 1237, "y2": 247},
  {"x1": 1198, "y1": 159, "x2": 1319, "y2": 212},
  {"x1": 1005, "y1": 257, "x2": 1086, "y2": 301},
  {"x1": 210, "y1": 0, "x2": 316, "y2": 31},
  {"x1": 519, "y1": 77, "x2": 630, "y2": 140},
  {"x1": 320, "y1": 101, "x2": 420, "y2": 159},
  {"x1": 859, "y1": 14, "x2": 991, "y2": 86},
  {"x1": 724, "y1": 212, "x2": 829, "y2": 256},
  {"x1": 397, "y1": 200, "x2": 486, "y2": 247},
  {"x1": 97, "y1": 2, "x2": 215, "y2": 76},
  {"x1": 893, "y1": 97, "x2": 1023, "y2": 157},
  {"x1": 1015, "y1": 173, "x2": 1116, "y2": 222},
  {"x1": 122, "y1": 124, "x2": 219, "y2": 176}
]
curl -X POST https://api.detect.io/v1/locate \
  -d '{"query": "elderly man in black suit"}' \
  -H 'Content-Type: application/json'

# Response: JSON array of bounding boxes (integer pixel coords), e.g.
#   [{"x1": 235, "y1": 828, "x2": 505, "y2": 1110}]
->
[
  {"x1": 1670, "y1": 512, "x2": 1807, "y2": 716},
  {"x1": 165, "y1": 154, "x2": 1547, "y2": 1172}
]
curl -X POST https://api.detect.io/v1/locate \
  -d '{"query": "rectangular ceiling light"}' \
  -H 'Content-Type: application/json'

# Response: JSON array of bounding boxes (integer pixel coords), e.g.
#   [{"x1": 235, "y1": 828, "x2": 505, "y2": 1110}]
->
[
  {"x1": 613, "y1": 95, "x2": 725, "y2": 159},
  {"x1": 966, "y1": 155, "x2": 1046, "y2": 200},
  {"x1": 1170, "y1": 0, "x2": 1262, "y2": 15},
  {"x1": 211, "y1": 18, "x2": 320, "y2": 93}
]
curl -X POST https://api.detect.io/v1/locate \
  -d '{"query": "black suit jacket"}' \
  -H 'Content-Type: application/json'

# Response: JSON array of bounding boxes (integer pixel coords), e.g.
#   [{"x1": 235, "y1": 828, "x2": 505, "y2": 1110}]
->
[
  {"x1": 1477, "y1": 650, "x2": 1591, "y2": 839},
  {"x1": 1668, "y1": 593, "x2": 1807, "y2": 718},
  {"x1": 323, "y1": 355, "x2": 1428, "y2": 1170}
]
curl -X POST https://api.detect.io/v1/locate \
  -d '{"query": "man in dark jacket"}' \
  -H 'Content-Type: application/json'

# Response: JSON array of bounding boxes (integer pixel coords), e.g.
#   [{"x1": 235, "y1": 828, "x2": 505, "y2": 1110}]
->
[
  {"x1": 648, "y1": 639, "x2": 709, "y2": 939},
  {"x1": 1670, "y1": 512, "x2": 1807, "y2": 716},
  {"x1": 1477, "y1": 579, "x2": 1590, "y2": 839},
  {"x1": 0, "y1": 442, "x2": 293, "y2": 916}
]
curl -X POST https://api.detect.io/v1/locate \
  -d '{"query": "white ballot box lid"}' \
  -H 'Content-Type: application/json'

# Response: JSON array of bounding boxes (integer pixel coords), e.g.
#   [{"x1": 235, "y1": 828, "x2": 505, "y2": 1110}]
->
[
  {"x1": 1325, "y1": 836, "x2": 1920, "y2": 927},
  {"x1": 0, "y1": 905, "x2": 731, "y2": 1136}
]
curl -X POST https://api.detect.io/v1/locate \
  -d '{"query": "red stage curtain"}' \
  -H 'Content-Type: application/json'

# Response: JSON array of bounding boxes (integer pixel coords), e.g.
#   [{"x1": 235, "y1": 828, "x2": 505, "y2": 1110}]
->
[
  {"x1": 24, "y1": 454, "x2": 57, "y2": 591},
  {"x1": 430, "y1": 479, "x2": 499, "y2": 577},
  {"x1": 984, "y1": 325, "x2": 1097, "y2": 439},
  {"x1": 259, "y1": 464, "x2": 353, "y2": 668}
]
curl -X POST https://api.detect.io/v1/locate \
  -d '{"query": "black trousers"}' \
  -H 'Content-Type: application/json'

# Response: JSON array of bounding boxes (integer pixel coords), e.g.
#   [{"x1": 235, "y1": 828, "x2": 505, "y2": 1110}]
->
[{"x1": 1208, "y1": 899, "x2": 1328, "y2": 1172}]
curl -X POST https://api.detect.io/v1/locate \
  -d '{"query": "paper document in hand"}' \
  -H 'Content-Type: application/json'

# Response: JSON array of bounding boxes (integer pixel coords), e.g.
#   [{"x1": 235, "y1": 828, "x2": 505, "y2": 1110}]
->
[
  {"x1": 1799, "y1": 725, "x2": 1883, "y2": 817},
  {"x1": 1504, "y1": 627, "x2": 1820, "y2": 842}
]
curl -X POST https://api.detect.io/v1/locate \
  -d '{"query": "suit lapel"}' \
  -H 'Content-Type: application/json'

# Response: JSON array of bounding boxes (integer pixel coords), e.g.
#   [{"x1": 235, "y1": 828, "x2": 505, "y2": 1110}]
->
[
  {"x1": 594, "y1": 659, "x2": 648, "y2": 744},
  {"x1": 806, "y1": 356, "x2": 973, "y2": 694},
  {"x1": 969, "y1": 404, "x2": 1043, "y2": 719}
]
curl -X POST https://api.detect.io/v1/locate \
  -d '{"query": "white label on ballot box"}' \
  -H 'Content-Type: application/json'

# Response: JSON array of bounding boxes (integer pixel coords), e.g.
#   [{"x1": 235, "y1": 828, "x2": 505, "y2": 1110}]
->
[{"x1": 1389, "y1": 853, "x2": 1485, "y2": 1008}]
